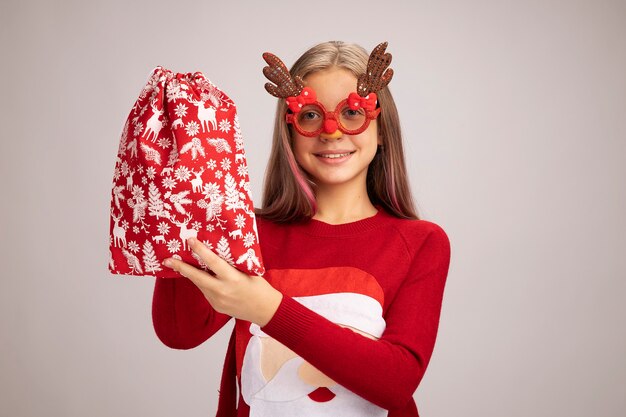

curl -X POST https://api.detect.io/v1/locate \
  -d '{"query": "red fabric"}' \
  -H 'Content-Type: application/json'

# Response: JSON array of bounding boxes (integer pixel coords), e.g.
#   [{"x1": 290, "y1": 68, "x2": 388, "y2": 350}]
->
[
  {"x1": 152, "y1": 208, "x2": 451, "y2": 416},
  {"x1": 109, "y1": 66, "x2": 264, "y2": 278},
  {"x1": 286, "y1": 87, "x2": 316, "y2": 112},
  {"x1": 348, "y1": 92, "x2": 378, "y2": 111},
  {"x1": 216, "y1": 329, "x2": 238, "y2": 417}
]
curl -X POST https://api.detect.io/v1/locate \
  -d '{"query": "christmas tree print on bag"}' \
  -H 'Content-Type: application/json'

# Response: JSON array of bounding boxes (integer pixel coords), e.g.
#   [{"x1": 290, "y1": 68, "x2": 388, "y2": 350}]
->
[{"x1": 108, "y1": 66, "x2": 264, "y2": 278}]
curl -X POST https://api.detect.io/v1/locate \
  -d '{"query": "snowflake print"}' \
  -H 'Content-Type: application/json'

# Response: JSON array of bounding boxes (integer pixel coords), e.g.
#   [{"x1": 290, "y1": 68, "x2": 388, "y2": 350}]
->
[
  {"x1": 243, "y1": 232, "x2": 256, "y2": 248},
  {"x1": 166, "y1": 81, "x2": 181, "y2": 100},
  {"x1": 137, "y1": 165, "x2": 144, "y2": 174},
  {"x1": 167, "y1": 239, "x2": 181, "y2": 254},
  {"x1": 121, "y1": 220, "x2": 130, "y2": 230},
  {"x1": 203, "y1": 182, "x2": 220, "y2": 197},
  {"x1": 185, "y1": 121, "x2": 200, "y2": 137},
  {"x1": 157, "y1": 221, "x2": 170, "y2": 235},
  {"x1": 201, "y1": 240, "x2": 214, "y2": 251},
  {"x1": 237, "y1": 164, "x2": 248, "y2": 178},
  {"x1": 133, "y1": 122, "x2": 143, "y2": 137},
  {"x1": 235, "y1": 213, "x2": 246, "y2": 229},
  {"x1": 174, "y1": 166, "x2": 191, "y2": 182},
  {"x1": 141, "y1": 177, "x2": 148, "y2": 184},
  {"x1": 206, "y1": 159, "x2": 217, "y2": 170},
  {"x1": 128, "y1": 241, "x2": 140, "y2": 253},
  {"x1": 146, "y1": 166, "x2": 156, "y2": 180},
  {"x1": 220, "y1": 158, "x2": 231, "y2": 171},
  {"x1": 131, "y1": 185, "x2": 145, "y2": 200},
  {"x1": 206, "y1": 224, "x2": 215, "y2": 232},
  {"x1": 113, "y1": 167, "x2": 121, "y2": 181},
  {"x1": 174, "y1": 103, "x2": 188, "y2": 118},
  {"x1": 192, "y1": 221, "x2": 202, "y2": 231},
  {"x1": 162, "y1": 176, "x2": 177, "y2": 190},
  {"x1": 157, "y1": 137, "x2": 171, "y2": 149},
  {"x1": 215, "y1": 171, "x2": 223, "y2": 179},
  {"x1": 219, "y1": 119, "x2": 231, "y2": 133},
  {"x1": 121, "y1": 161, "x2": 129, "y2": 176},
  {"x1": 132, "y1": 226, "x2": 140, "y2": 234}
]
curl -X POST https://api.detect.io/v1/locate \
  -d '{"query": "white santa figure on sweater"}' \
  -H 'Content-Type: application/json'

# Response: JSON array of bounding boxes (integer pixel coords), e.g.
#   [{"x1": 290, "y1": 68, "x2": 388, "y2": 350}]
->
[{"x1": 241, "y1": 267, "x2": 389, "y2": 416}]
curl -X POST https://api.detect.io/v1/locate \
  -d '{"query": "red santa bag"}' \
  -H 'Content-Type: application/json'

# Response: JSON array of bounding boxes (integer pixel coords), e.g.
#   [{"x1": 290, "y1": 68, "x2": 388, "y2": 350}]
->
[{"x1": 108, "y1": 66, "x2": 264, "y2": 278}]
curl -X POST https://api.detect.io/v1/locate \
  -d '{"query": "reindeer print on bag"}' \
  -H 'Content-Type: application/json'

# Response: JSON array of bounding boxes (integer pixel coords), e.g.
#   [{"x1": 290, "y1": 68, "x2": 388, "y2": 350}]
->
[{"x1": 108, "y1": 66, "x2": 264, "y2": 278}]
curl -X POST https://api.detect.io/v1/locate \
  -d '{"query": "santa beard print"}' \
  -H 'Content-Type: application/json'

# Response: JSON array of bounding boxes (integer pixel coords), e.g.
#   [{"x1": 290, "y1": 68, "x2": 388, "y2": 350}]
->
[
  {"x1": 240, "y1": 292, "x2": 389, "y2": 417},
  {"x1": 241, "y1": 333, "x2": 388, "y2": 417}
]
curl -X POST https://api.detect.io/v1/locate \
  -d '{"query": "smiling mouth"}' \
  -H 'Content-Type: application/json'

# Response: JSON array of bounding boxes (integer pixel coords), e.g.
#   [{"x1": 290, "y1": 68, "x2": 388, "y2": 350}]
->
[{"x1": 314, "y1": 151, "x2": 356, "y2": 159}]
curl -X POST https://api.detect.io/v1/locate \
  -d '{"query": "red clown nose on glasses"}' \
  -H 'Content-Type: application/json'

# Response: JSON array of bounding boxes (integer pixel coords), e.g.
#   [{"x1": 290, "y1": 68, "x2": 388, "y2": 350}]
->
[
  {"x1": 284, "y1": 87, "x2": 380, "y2": 139},
  {"x1": 262, "y1": 42, "x2": 394, "y2": 140}
]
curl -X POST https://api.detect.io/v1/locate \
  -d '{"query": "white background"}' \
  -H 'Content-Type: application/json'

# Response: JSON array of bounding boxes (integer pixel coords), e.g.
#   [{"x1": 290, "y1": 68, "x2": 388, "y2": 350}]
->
[{"x1": 1, "y1": 0, "x2": 625, "y2": 416}]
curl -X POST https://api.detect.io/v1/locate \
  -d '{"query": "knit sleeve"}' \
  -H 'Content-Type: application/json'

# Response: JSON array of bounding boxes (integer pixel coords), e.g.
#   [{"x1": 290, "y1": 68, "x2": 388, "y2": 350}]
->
[
  {"x1": 260, "y1": 225, "x2": 451, "y2": 411},
  {"x1": 152, "y1": 277, "x2": 232, "y2": 349}
]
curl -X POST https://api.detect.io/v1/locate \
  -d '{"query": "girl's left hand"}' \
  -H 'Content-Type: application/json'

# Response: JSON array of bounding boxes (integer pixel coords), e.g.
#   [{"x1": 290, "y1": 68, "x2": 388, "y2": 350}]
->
[{"x1": 162, "y1": 237, "x2": 282, "y2": 327}]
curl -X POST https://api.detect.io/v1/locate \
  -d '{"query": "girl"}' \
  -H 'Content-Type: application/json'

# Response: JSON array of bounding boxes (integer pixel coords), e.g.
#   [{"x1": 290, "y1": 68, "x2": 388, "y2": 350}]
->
[{"x1": 153, "y1": 41, "x2": 451, "y2": 417}]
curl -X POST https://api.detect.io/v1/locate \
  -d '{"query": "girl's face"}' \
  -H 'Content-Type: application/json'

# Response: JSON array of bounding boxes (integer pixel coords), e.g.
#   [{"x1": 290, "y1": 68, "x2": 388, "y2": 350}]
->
[{"x1": 292, "y1": 67, "x2": 381, "y2": 190}]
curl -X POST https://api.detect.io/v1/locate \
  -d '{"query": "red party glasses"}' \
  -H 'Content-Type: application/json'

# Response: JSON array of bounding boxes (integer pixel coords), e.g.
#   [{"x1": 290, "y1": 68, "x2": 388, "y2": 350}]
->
[{"x1": 285, "y1": 87, "x2": 381, "y2": 137}]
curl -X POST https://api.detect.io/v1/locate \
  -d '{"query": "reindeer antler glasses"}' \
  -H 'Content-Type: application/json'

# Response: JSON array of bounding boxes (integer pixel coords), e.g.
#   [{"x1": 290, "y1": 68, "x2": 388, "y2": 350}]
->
[{"x1": 262, "y1": 42, "x2": 394, "y2": 137}]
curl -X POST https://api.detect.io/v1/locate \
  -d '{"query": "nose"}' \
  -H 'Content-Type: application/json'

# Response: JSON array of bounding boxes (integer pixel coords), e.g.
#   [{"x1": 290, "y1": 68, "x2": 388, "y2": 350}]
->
[
  {"x1": 320, "y1": 119, "x2": 342, "y2": 140},
  {"x1": 319, "y1": 130, "x2": 342, "y2": 140}
]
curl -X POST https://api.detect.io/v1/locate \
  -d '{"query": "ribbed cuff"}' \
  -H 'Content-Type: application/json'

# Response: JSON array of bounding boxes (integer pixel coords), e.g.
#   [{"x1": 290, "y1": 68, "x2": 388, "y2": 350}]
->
[{"x1": 260, "y1": 295, "x2": 315, "y2": 349}]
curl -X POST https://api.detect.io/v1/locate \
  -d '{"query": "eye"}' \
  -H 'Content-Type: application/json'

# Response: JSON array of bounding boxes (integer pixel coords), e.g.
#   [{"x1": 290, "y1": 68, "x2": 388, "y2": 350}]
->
[
  {"x1": 342, "y1": 108, "x2": 365, "y2": 119},
  {"x1": 298, "y1": 105, "x2": 323, "y2": 122},
  {"x1": 301, "y1": 110, "x2": 320, "y2": 120}
]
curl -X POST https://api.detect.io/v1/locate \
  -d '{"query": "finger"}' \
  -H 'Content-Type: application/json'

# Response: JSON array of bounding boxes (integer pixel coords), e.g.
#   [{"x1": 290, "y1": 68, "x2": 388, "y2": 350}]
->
[
  {"x1": 187, "y1": 237, "x2": 237, "y2": 279},
  {"x1": 163, "y1": 257, "x2": 216, "y2": 289}
]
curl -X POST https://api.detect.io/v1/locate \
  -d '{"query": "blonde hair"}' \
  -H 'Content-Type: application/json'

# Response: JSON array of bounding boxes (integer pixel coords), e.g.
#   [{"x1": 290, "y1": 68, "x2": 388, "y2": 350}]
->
[{"x1": 256, "y1": 41, "x2": 419, "y2": 223}]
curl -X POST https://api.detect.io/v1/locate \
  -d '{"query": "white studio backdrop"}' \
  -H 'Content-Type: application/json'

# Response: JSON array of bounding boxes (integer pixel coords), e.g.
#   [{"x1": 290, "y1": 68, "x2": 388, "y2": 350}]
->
[{"x1": 1, "y1": 1, "x2": 625, "y2": 416}]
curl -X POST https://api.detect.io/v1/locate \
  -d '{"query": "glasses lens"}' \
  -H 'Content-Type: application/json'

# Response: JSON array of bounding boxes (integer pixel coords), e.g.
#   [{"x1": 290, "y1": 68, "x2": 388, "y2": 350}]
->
[
  {"x1": 338, "y1": 104, "x2": 367, "y2": 132},
  {"x1": 295, "y1": 104, "x2": 324, "y2": 133}
]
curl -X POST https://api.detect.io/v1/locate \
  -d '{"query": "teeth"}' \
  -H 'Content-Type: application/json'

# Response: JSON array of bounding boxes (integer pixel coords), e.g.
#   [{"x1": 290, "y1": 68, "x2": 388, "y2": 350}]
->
[{"x1": 317, "y1": 153, "x2": 352, "y2": 159}]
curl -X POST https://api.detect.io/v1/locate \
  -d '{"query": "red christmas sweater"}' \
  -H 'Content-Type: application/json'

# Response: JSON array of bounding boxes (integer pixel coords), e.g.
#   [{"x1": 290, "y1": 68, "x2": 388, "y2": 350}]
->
[{"x1": 152, "y1": 207, "x2": 451, "y2": 417}]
